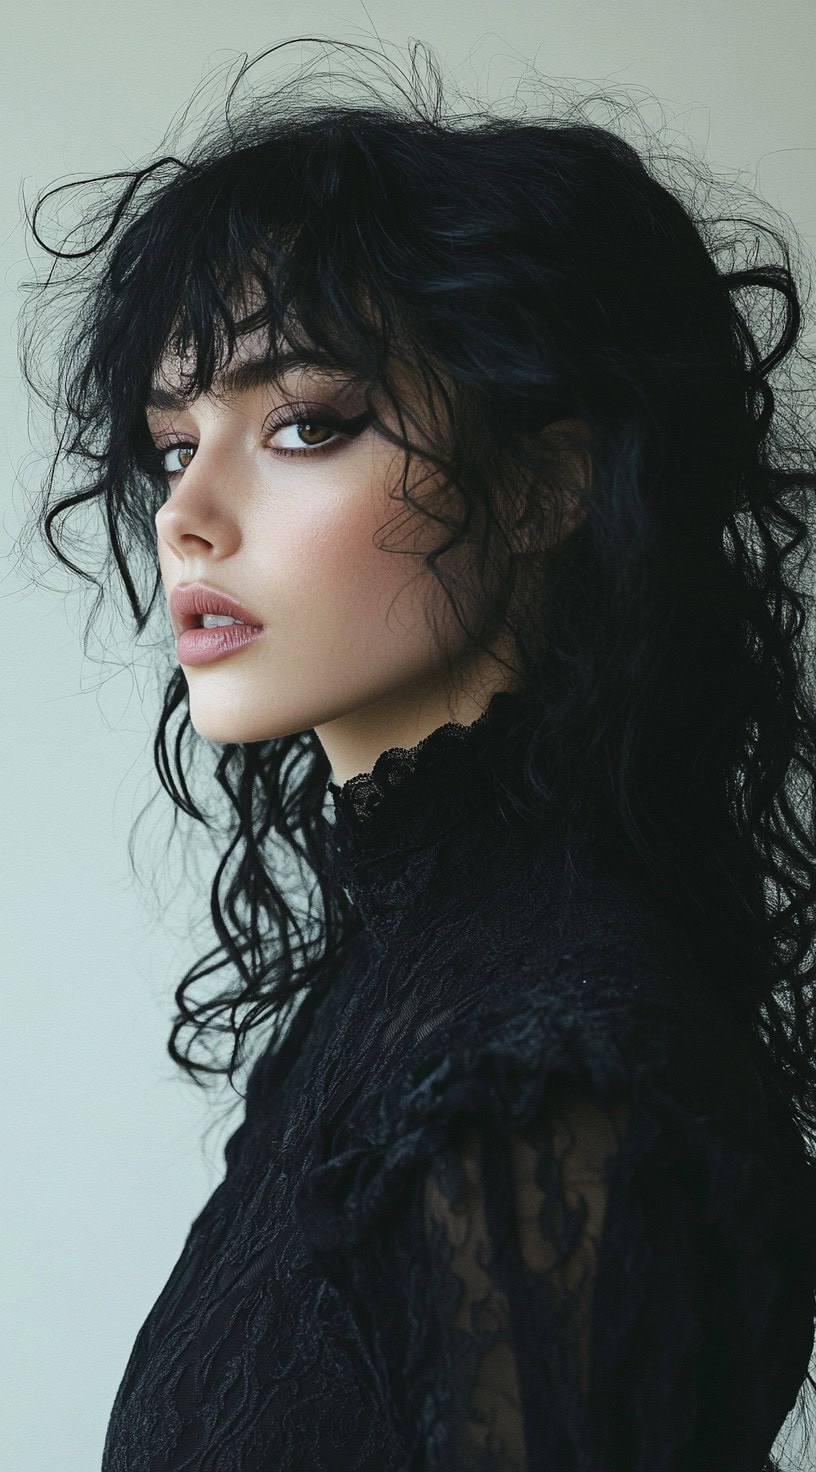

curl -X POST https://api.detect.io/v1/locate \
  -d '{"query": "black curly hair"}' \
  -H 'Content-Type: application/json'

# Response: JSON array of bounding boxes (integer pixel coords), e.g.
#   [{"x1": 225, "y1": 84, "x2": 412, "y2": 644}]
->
[{"x1": 15, "y1": 34, "x2": 816, "y2": 1207}]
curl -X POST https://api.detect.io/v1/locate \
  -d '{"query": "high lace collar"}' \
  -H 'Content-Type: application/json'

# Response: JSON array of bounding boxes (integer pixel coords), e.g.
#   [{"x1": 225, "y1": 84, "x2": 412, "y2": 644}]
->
[{"x1": 320, "y1": 687, "x2": 540, "y2": 944}]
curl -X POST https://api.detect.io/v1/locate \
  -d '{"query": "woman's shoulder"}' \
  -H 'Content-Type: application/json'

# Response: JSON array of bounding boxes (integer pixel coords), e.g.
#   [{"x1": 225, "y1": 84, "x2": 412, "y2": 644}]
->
[
  {"x1": 293, "y1": 875, "x2": 799, "y2": 1254},
  {"x1": 399, "y1": 842, "x2": 742, "y2": 1111}
]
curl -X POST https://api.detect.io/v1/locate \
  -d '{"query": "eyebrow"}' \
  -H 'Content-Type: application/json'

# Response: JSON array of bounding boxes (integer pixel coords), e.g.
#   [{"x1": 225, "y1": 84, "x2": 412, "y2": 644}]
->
[{"x1": 144, "y1": 352, "x2": 363, "y2": 411}]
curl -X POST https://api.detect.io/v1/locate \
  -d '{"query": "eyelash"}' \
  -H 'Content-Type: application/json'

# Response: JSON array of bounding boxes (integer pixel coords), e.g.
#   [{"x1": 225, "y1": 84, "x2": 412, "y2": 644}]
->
[{"x1": 151, "y1": 403, "x2": 373, "y2": 477}]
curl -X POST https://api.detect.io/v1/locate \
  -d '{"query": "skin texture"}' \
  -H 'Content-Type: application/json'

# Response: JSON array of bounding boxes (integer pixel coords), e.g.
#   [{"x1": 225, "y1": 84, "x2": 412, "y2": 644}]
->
[{"x1": 149, "y1": 331, "x2": 523, "y2": 786}]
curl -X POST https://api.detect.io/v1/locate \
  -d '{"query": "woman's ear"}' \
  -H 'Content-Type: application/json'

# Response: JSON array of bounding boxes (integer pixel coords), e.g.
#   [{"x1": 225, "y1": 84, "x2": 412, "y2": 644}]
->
[{"x1": 510, "y1": 418, "x2": 592, "y2": 556}]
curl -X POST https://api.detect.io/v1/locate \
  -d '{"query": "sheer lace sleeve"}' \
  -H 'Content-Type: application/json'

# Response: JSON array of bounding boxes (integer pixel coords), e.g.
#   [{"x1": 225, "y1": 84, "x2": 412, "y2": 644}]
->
[
  {"x1": 414, "y1": 1078, "x2": 629, "y2": 1470},
  {"x1": 294, "y1": 988, "x2": 816, "y2": 1472}
]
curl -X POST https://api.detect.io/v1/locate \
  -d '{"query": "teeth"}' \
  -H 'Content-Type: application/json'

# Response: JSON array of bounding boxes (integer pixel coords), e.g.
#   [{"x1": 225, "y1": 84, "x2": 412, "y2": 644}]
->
[{"x1": 200, "y1": 614, "x2": 245, "y2": 628}]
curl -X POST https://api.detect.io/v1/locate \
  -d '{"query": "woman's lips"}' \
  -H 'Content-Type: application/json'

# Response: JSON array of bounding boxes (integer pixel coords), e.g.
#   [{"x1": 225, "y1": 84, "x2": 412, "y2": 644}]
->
[{"x1": 176, "y1": 623, "x2": 264, "y2": 665}]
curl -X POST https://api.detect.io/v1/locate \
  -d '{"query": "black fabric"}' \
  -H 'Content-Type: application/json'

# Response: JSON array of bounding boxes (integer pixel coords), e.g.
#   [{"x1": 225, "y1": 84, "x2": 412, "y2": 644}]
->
[{"x1": 102, "y1": 689, "x2": 816, "y2": 1471}]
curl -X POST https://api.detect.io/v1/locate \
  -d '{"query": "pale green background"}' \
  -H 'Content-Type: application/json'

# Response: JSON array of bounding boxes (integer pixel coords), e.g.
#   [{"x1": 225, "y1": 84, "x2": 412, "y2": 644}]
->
[{"x1": 2, "y1": 4, "x2": 815, "y2": 1469}]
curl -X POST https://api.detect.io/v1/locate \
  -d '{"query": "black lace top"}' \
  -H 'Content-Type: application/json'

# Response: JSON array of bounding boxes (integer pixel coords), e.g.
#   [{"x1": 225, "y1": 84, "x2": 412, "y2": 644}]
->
[{"x1": 102, "y1": 689, "x2": 816, "y2": 1471}]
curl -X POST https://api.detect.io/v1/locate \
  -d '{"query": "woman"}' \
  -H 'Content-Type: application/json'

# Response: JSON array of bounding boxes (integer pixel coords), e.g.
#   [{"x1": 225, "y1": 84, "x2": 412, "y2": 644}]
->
[{"x1": 20, "y1": 38, "x2": 816, "y2": 1472}]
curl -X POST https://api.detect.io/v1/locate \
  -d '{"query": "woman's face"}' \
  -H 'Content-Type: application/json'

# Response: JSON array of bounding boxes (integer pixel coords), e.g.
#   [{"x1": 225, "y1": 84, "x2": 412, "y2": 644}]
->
[{"x1": 149, "y1": 330, "x2": 519, "y2": 784}]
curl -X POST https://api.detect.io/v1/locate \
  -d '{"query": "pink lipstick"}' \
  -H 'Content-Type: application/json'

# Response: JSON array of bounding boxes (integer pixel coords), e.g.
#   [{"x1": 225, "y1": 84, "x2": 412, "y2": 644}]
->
[{"x1": 176, "y1": 623, "x2": 264, "y2": 665}]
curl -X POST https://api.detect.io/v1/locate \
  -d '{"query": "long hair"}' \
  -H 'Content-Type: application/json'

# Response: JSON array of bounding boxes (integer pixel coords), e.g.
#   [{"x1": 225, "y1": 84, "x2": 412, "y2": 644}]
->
[{"x1": 16, "y1": 38, "x2": 816, "y2": 1192}]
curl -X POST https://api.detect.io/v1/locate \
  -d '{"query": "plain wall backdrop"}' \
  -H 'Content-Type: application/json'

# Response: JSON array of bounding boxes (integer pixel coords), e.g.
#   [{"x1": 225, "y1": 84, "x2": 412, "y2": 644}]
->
[{"x1": 3, "y1": 4, "x2": 815, "y2": 1469}]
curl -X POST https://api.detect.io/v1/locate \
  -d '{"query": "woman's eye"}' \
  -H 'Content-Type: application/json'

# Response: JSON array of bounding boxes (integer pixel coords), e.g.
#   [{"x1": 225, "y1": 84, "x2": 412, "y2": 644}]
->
[
  {"x1": 161, "y1": 444, "x2": 196, "y2": 475},
  {"x1": 269, "y1": 417, "x2": 341, "y2": 456},
  {"x1": 268, "y1": 409, "x2": 373, "y2": 459}
]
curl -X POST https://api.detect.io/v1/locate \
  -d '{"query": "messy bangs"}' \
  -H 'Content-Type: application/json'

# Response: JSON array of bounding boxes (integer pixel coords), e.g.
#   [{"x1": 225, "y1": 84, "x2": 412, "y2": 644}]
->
[{"x1": 87, "y1": 117, "x2": 445, "y2": 481}]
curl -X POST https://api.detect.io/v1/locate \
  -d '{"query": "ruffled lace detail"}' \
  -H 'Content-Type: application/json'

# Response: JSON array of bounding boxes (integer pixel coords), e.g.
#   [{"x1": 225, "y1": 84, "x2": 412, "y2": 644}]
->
[
  {"x1": 320, "y1": 687, "x2": 544, "y2": 942},
  {"x1": 293, "y1": 974, "x2": 638, "y2": 1250},
  {"x1": 326, "y1": 687, "x2": 531, "y2": 844}
]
